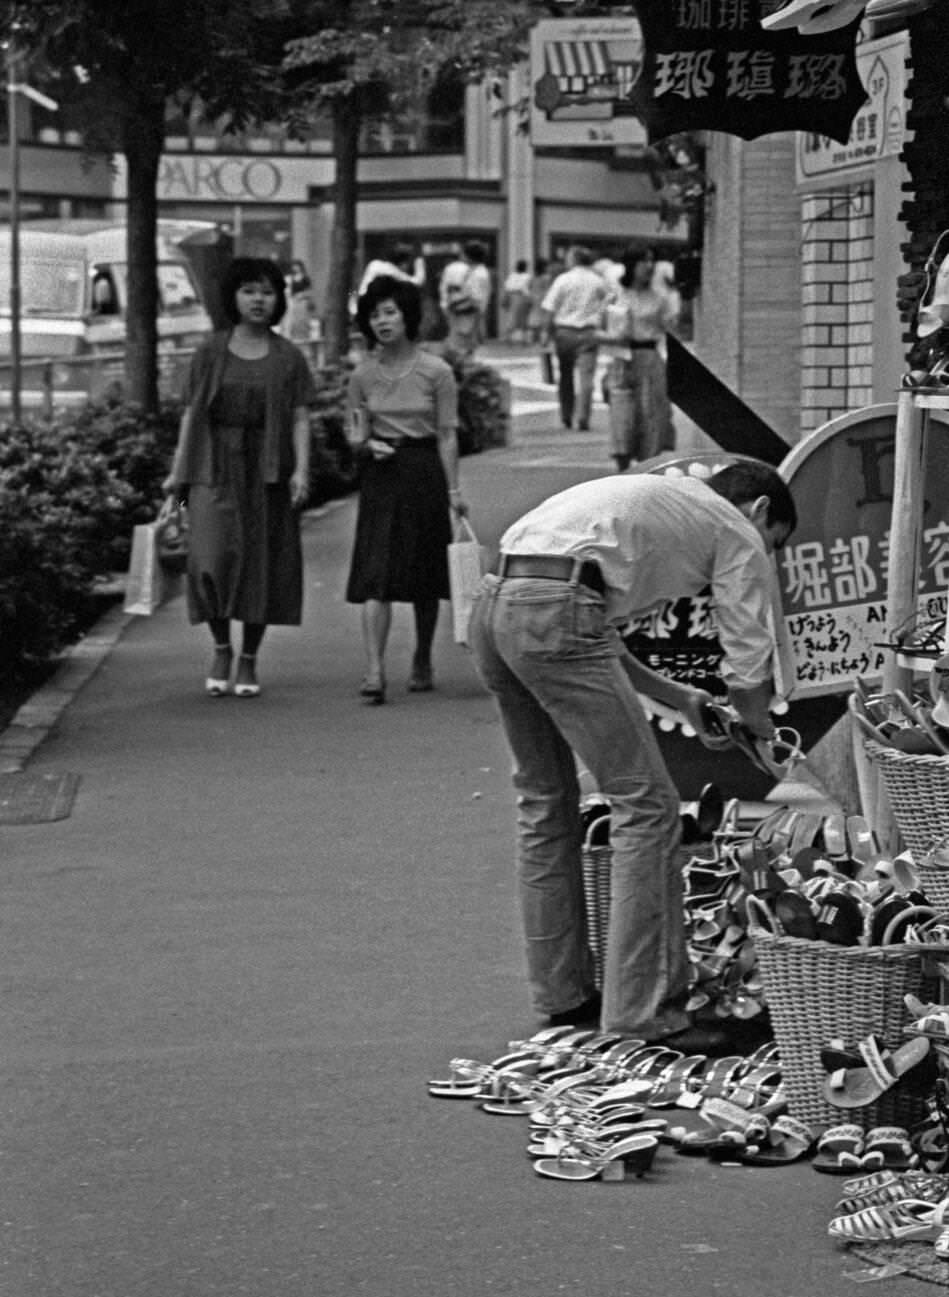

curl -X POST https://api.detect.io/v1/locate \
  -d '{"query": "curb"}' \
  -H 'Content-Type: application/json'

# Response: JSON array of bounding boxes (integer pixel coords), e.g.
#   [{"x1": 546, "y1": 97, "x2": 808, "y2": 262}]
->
[{"x1": 0, "y1": 604, "x2": 134, "y2": 774}]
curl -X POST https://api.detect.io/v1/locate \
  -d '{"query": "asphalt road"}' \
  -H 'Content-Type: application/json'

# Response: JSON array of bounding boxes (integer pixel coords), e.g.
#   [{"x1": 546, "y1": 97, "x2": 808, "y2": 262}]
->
[{"x1": 0, "y1": 361, "x2": 927, "y2": 1297}]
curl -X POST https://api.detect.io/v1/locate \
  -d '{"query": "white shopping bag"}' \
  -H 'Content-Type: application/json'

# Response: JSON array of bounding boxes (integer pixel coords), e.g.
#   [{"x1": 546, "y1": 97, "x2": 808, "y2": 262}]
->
[
  {"x1": 123, "y1": 519, "x2": 165, "y2": 615},
  {"x1": 447, "y1": 517, "x2": 486, "y2": 646}
]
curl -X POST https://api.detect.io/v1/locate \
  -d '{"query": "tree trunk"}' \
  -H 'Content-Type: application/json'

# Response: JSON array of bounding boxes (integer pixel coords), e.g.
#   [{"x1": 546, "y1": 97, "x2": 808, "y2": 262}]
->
[
  {"x1": 122, "y1": 99, "x2": 165, "y2": 411},
  {"x1": 324, "y1": 95, "x2": 360, "y2": 365}
]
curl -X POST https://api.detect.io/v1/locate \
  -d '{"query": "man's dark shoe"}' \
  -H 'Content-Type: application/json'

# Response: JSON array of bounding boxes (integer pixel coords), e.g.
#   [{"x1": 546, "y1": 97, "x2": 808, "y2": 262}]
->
[
  {"x1": 546, "y1": 994, "x2": 601, "y2": 1028},
  {"x1": 655, "y1": 1023, "x2": 730, "y2": 1055}
]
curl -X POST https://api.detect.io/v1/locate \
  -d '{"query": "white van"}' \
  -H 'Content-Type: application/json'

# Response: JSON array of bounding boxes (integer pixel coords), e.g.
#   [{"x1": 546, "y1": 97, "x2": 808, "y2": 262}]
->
[{"x1": 0, "y1": 219, "x2": 214, "y2": 362}]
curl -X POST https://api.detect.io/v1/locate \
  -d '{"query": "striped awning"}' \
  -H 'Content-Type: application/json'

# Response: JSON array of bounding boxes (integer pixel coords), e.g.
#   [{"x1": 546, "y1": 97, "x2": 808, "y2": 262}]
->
[{"x1": 544, "y1": 40, "x2": 612, "y2": 81}]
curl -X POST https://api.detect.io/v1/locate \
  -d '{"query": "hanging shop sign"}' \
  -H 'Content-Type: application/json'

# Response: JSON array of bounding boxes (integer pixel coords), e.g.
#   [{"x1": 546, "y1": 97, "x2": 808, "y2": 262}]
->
[
  {"x1": 795, "y1": 30, "x2": 907, "y2": 184},
  {"x1": 778, "y1": 404, "x2": 949, "y2": 698},
  {"x1": 530, "y1": 5, "x2": 867, "y2": 148},
  {"x1": 529, "y1": 16, "x2": 650, "y2": 148},
  {"x1": 633, "y1": 0, "x2": 868, "y2": 144}
]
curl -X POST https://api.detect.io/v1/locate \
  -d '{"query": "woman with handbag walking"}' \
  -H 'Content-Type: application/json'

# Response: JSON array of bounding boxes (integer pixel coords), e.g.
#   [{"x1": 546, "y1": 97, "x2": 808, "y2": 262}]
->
[
  {"x1": 346, "y1": 275, "x2": 467, "y2": 704},
  {"x1": 162, "y1": 257, "x2": 317, "y2": 697}
]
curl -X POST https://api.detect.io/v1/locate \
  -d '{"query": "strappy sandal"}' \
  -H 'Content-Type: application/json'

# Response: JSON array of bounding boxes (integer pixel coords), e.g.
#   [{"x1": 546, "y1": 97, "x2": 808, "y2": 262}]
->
[
  {"x1": 533, "y1": 1131, "x2": 659, "y2": 1181},
  {"x1": 828, "y1": 1196, "x2": 949, "y2": 1242},
  {"x1": 739, "y1": 1114, "x2": 816, "y2": 1165},
  {"x1": 824, "y1": 1036, "x2": 931, "y2": 1109},
  {"x1": 835, "y1": 1171, "x2": 949, "y2": 1214},
  {"x1": 646, "y1": 1055, "x2": 708, "y2": 1107},
  {"x1": 813, "y1": 1123, "x2": 868, "y2": 1174}
]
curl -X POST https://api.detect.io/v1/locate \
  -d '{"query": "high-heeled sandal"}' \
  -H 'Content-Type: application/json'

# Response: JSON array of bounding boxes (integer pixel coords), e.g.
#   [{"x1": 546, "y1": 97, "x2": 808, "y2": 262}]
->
[
  {"x1": 359, "y1": 674, "x2": 386, "y2": 705},
  {"x1": 206, "y1": 644, "x2": 233, "y2": 697},
  {"x1": 234, "y1": 653, "x2": 260, "y2": 698},
  {"x1": 533, "y1": 1131, "x2": 659, "y2": 1181}
]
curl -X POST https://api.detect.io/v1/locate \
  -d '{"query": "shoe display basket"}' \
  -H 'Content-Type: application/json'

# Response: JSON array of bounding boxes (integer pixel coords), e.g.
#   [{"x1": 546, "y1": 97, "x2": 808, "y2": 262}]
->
[
  {"x1": 751, "y1": 926, "x2": 935, "y2": 1130},
  {"x1": 865, "y1": 739, "x2": 949, "y2": 903}
]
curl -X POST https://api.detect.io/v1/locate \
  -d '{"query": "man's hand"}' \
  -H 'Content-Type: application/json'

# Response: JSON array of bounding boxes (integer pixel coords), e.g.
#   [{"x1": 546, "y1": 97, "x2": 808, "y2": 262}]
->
[
  {"x1": 367, "y1": 437, "x2": 396, "y2": 461},
  {"x1": 681, "y1": 688, "x2": 733, "y2": 750}
]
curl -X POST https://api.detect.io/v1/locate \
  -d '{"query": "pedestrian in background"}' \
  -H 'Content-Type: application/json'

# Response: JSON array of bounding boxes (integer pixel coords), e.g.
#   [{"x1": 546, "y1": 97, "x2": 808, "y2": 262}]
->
[
  {"x1": 468, "y1": 462, "x2": 797, "y2": 1046},
  {"x1": 346, "y1": 275, "x2": 467, "y2": 704},
  {"x1": 163, "y1": 257, "x2": 317, "y2": 698},
  {"x1": 598, "y1": 247, "x2": 678, "y2": 472},
  {"x1": 527, "y1": 256, "x2": 554, "y2": 344},
  {"x1": 539, "y1": 244, "x2": 610, "y2": 431},
  {"x1": 501, "y1": 258, "x2": 532, "y2": 343},
  {"x1": 283, "y1": 258, "x2": 317, "y2": 344},
  {"x1": 439, "y1": 240, "x2": 492, "y2": 357}
]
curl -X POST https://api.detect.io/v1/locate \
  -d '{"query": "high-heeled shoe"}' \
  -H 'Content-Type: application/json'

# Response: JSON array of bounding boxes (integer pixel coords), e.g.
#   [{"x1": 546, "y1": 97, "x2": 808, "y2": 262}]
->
[
  {"x1": 233, "y1": 653, "x2": 260, "y2": 698},
  {"x1": 533, "y1": 1131, "x2": 659, "y2": 1181},
  {"x1": 359, "y1": 674, "x2": 386, "y2": 705},
  {"x1": 205, "y1": 644, "x2": 233, "y2": 697}
]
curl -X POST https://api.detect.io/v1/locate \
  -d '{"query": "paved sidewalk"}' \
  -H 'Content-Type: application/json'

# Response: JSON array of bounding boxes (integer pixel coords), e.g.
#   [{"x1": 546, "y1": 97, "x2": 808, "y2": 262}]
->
[{"x1": 3, "y1": 376, "x2": 899, "y2": 1297}]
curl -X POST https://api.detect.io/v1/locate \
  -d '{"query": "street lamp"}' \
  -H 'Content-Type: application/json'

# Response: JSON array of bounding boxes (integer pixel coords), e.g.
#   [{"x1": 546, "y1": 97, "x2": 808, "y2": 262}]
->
[{"x1": 4, "y1": 31, "x2": 57, "y2": 422}]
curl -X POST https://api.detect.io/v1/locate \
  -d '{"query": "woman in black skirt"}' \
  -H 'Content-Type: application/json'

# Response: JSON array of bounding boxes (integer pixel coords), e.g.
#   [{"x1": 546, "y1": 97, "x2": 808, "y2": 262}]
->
[
  {"x1": 346, "y1": 276, "x2": 466, "y2": 704},
  {"x1": 163, "y1": 257, "x2": 317, "y2": 697}
]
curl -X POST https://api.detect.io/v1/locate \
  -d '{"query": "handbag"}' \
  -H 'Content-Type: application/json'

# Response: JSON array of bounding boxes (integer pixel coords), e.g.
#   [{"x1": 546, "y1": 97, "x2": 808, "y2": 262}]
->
[
  {"x1": 123, "y1": 517, "x2": 165, "y2": 616},
  {"x1": 155, "y1": 497, "x2": 189, "y2": 575},
  {"x1": 447, "y1": 517, "x2": 486, "y2": 646}
]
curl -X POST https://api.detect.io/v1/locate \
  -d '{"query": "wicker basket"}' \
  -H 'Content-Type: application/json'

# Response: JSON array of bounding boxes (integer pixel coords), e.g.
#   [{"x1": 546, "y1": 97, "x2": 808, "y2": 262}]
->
[
  {"x1": 581, "y1": 816, "x2": 612, "y2": 990},
  {"x1": 865, "y1": 739, "x2": 949, "y2": 859},
  {"x1": 752, "y1": 927, "x2": 935, "y2": 1130}
]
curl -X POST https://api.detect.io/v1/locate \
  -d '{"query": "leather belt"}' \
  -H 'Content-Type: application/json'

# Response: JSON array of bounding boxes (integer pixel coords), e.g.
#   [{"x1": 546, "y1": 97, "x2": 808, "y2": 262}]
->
[
  {"x1": 628, "y1": 339, "x2": 657, "y2": 350},
  {"x1": 496, "y1": 553, "x2": 605, "y2": 595}
]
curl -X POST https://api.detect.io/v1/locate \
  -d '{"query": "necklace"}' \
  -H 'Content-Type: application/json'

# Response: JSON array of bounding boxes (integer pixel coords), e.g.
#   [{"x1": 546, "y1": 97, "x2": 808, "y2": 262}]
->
[{"x1": 375, "y1": 350, "x2": 418, "y2": 385}]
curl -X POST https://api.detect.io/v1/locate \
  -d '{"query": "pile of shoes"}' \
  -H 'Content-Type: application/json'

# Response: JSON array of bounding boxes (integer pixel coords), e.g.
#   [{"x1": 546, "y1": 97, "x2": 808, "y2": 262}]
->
[
  {"x1": 427, "y1": 1027, "x2": 811, "y2": 1181},
  {"x1": 827, "y1": 1169, "x2": 949, "y2": 1256},
  {"x1": 850, "y1": 679, "x2": 949, "y2": 755},
  {"x1": 739, "y1": 808, "x2": 942, "y2": 948}
]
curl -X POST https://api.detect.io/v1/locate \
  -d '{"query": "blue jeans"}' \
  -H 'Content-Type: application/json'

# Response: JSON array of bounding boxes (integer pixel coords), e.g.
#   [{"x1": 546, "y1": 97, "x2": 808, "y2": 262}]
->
[
  {"x1": 553, "y1": 327, "x2": 598, "y2": 429},
  {"x1": 468, "y1": 572, "x2": 691, "y2": 1038}
]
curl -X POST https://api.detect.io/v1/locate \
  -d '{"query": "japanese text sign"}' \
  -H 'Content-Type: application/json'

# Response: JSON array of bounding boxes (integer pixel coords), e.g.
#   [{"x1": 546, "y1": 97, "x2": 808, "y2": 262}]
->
[
  {"x1": 634, "y1": 0, "x2": 867, "y2": 143},
  {"x1": 778, "y1": 406, "x2": 949, "y2": 697}
]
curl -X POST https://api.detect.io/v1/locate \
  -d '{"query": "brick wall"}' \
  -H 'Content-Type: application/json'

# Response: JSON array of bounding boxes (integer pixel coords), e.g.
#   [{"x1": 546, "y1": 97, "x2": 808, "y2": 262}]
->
[{"x1": 800, "y1": 182, "x2": 876, "y2": 434}]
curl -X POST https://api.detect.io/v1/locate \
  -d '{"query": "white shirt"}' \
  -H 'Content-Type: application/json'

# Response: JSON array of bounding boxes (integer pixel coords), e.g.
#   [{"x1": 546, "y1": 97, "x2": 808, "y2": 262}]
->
[
  {"x1": 439, "y1": 259, "x2": 491, "y2": 312},
  {"x1": 541, "y1": 265, "x2": 610, "y2": 329},
  {"x1": 499, "y1": 475, "x2": 777, "y2": 689}
]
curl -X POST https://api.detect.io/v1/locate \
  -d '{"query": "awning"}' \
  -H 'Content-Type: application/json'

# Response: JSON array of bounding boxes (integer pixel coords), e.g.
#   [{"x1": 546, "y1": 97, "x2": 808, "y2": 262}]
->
[{"x1": 544, "y1": 40, "x2": 613, "y2": 82}]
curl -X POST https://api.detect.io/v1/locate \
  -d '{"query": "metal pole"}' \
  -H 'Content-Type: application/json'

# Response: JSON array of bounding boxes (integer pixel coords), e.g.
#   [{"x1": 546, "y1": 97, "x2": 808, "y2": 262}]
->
[{"x1": 7, "y1": 35, "x2": 21, "y2": 422}]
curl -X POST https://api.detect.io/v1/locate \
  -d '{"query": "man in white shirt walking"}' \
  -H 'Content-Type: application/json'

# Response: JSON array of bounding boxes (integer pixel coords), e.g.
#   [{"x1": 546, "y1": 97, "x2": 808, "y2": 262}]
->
[
  {"x1": 539, "y1": 244, "x2": 611, "y2": 431},
  {"x1": 468, "y1": 462, "x2": 797, "y2": 1051}
]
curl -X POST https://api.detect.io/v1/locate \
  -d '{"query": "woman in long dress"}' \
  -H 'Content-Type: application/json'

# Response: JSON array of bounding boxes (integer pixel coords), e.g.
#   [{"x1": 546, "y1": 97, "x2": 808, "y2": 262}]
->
[
  {"x1": 163, "y1": 257, "x2": 317, "y2": 697},
  {"x1": 346, "y1": 275, "x2": 466, "y2": 704}
]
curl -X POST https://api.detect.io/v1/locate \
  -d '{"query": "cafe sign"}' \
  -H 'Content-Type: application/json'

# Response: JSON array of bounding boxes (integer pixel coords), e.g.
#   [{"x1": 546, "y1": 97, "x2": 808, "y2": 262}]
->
[{"x1": 530, "y1": 2, "x2": 868, "y2": 148}]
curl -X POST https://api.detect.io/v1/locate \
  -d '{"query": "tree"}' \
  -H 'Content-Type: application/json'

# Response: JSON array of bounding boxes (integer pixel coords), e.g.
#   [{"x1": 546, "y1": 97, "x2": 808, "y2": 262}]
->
[
  {"x1": 4, "y1": 0, "x2": 299, "y2": 410},
  {"x1": 284, "y1": 0, "x2": 544, "y2": 363}
]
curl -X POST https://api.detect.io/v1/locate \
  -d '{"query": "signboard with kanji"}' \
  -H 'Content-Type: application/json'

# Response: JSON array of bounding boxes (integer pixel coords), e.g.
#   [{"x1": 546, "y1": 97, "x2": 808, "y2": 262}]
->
[
  {"x1": 529, "y1": 2, "x2": 868, "y2": 148},
  {"x1": 778, "y1": 405, "x2": 949, "y2": 697}
]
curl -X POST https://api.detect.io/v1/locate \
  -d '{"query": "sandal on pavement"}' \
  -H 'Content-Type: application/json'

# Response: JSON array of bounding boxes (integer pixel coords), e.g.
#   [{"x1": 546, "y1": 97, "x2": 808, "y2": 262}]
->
[
  {"x1": 646, "y1": 1055, "x2": 708, "y2": 1107},
  {"x1": 862, "y1": 1126, "x2": 918, "y2": 1172},
  {"x1": 534, "y1": 1131, "x2": 659, "y2": 1181},
  {"x1": 739, "y1": 1114, "x2": 816, "y2": 1166},
  {"x1": 828, "y1": 1196, "x2": 949, "y2": 1243},
  {"x1": 836, "y1": 1171, "x2": 949, "y2": 1214},
  {"x1": 824, "y1": 1036, "x2": 931, "y2": 1109},
  {"x1": 527, "y1": 1117, "x2": 667, "y2": 1159},
  {"x1": 813, "y1": 1124, "x2": 867, "y2": 1174}
]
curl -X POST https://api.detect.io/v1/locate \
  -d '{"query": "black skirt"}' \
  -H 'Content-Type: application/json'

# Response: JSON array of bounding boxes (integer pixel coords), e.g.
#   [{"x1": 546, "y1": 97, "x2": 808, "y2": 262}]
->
[{"x1": 346, "y1": 440, "x2": 451, "y2": 603}]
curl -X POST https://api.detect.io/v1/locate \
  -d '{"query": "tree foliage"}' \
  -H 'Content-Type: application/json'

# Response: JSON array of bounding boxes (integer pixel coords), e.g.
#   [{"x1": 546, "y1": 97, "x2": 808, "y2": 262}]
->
[
  {"x1": 284, "y1": 0, "x2": 544, "y2": 360},
  {"x1": 3, "y1": 0, "x2": 301, "y2": 409}
]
